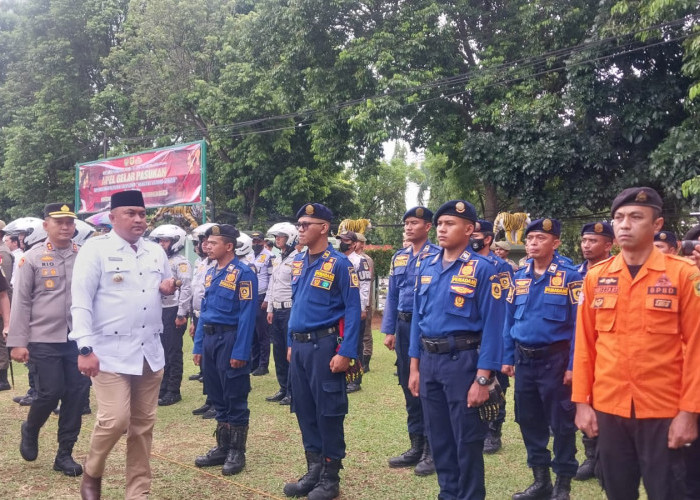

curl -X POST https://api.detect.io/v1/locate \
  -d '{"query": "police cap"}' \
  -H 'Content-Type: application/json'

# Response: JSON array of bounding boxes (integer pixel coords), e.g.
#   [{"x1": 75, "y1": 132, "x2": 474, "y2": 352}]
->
[
  {"x1": 111, "y1": 190, "x2": 145, "y2": 209},
  {"x1": 474, "y1": 219, "x2": 494, "y2": 233},
  {"x1": 296, "y1": 203, "x2": 333, "y2": 222},
  {"x1": 336, "y1": 231, "x2": 358, "y2": 242},
  {"x1": 433, "y1": 200, "x2": 477, "y2": 224},
  {"x1": 654, "y1": 231, "x2": 677, "y2": 246},
  {"x1": 581, "y1": 221, "x2": 613, "y2": 240},
  {"x1": 205, "y1": 224, "x2": 240, "y2": 240},
  {"x1": 250, "y1": 231, "x2": 265, "y2": 241},
  {"x1": 403, "y1": 206, "x2": 433, "y2": 222},
  {"x1": 525, "y1": 218, "x2": 561, "y2": 237},
  {"x1": 44, "y1": 203, "x2": 77, "y2": 219},
  {"x1": 610, "y1": 187, "x2": 662, "y2": 216}
]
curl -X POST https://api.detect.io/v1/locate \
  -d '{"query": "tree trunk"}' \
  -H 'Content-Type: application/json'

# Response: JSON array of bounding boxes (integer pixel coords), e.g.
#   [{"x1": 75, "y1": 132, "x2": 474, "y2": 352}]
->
[{"x1": 483, "y1": 182, "x2": 498, "y2": 222}]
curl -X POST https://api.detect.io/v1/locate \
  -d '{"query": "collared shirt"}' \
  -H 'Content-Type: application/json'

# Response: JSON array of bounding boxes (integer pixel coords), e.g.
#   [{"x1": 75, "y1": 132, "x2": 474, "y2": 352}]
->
[
  {"x1": 347, "y1": 251, "x2": 371, "y2": 311},
  {"x1": 161, "y1": 253, "x2": 192, "y2": 315},
  {"x1": 191, "y1": 256, "x2": 216, "y2": 313},
  {"x1": 572, "y1": 249, "x2": 700, "y2": 418},
  {"x1": 252, "y1": 247, "x2": 273, "y2": 294},
  {"x1": 10, "y1": 248, "x2": 23, "y2": 287},
  {"x1": 502, "y1": 258, "x2": 582, "y2": 367},
  {"x1": 408, "y1": 246, "x2": 505, "y2": 372},
  {"x1": 359, "y1": 251, "x2": 375, "y2": 306},
  {"x1": 7, "y1": 240, "x2": 77, "y2": 346},
  {"x1": 69, "y1": 231, "x2": 172, "y2": 375},
  {"x1": 287, "y1": 244, "x2": 361, "y2": 359},
  {"x1": 192, "y1": 257, "x2": 258, "y2": 360},
  {"x1": 380, "y1": 242, "x2": 440, "y2": 335},
  {"x1": 264, "y1": 248, "x2": 299, "y2": 313},
  {"x1": 577, "y1": 255, "x2": 613, "y2": 278}
]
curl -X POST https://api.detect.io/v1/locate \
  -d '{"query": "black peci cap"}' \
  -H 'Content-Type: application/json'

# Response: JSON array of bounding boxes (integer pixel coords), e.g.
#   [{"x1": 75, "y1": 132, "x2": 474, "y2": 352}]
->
[{"x1": 111, "y1": 190, "x2": 145, "y2": 209}]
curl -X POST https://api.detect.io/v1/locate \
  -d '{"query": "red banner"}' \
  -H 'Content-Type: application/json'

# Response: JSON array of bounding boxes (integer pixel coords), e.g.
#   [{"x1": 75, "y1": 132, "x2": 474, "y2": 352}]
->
[{"x1": 76, "y1": 141, "x2": 205, "y2": 213}]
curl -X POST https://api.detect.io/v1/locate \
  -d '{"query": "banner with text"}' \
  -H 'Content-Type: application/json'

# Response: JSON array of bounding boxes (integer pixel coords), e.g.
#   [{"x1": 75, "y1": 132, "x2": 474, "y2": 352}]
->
[{"x1": 76, "y1": 141, "x2": 205, "y2": 213}]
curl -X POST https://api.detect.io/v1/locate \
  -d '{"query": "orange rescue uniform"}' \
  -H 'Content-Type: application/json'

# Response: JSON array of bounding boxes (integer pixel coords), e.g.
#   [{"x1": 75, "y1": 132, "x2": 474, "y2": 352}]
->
[{"x1": 572, "y1": 249, "x2": 700, "y2": 418}]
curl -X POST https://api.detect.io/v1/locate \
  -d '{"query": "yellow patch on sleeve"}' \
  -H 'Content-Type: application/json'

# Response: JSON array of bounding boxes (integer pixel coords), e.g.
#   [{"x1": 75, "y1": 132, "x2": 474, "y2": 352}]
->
[
  {"x1": 239, "y1": 281, "x2": 252, "y2": 300},
  {"x1": 491, "y1": 282, "x2": 502, "y2": 300}
]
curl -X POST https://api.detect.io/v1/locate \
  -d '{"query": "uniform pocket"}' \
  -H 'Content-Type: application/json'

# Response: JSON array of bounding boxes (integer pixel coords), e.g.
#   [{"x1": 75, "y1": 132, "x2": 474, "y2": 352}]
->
[
  {"x1": 542, "y1": 293, "x2": 569, "y2": 322},
  {"x1": 320, "y1": 379, "x2": 348, "y2": 416},
  {"x1": 446, "y1": 291, "x2": 475, "y2": 318},
  {"x1": 593, "y1": 295, "x2": 617, "y2": 332},
  {"x1": 644, "y1": 297, "x2": 679, "y2": 335}
]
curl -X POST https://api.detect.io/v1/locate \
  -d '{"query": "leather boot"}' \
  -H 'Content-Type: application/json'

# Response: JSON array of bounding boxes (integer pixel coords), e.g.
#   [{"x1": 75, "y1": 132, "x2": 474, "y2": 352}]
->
[
  {"x1": 512, "y1": 466, "x2": 553, "y2": 500},
  {"x1": 0, "y1": 368, "x2": 10, "y2": 390},
  {"x1": 222, "y1": 425, "x2": 248, "y2": 475},
  {"x1": 20, "y1": 421, "x2": 39, "y2": 461},
  {"x1": 80, "y1": 471, "x2": 102, "y2": 500},
  {"x1": 307, "y1": 458, "x2": 342, "y2": 500},
  {"x1": 388, "y1": 433, "x2": 424, "y2": 468},
  {"x1": 283, "y1": 451, "x2": 323, "y2": 497},
  {"x1": 195, "y1": 422, "x2": 230, "y2": 467},
  {"x1": 484, "y1": 421, "x2": 503, "y2": 454},
  {"x1": 362, "y1": 355, "x2": 371, "y2": 373},
  {"x1": 54, "y1": 446, "x2": 83, "y2": 476},
  {"x1": 574, "y1": 435, "x2": 596, "y2": 481},
  {"x1": 551, "y1": 476, "x2": 572, "y2": 500},
  {"x1": 414, "y1": 438, "x2": 436, "y2": 476}
]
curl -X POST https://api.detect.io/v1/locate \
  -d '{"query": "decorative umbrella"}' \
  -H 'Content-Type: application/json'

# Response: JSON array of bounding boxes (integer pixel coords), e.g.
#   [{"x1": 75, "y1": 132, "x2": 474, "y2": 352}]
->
[{"x1": 85, "y1": 211, "x2": 111, "y2": 226}]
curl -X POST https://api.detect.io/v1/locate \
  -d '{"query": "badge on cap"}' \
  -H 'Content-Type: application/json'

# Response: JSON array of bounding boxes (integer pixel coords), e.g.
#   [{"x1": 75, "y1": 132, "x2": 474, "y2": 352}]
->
[
  {"x1": 305, "y1": 205, "x2": 315, "y2": 215},
  {"x1": 543, "y1": 219, "x2": 552, "y2": 232},
  {"x1": 113, "y1": 273, "x2": 123, "y2": 283},
  {"x1": 475, "y1": 221, "x2": 481, "y2": 231},
  {"x1": 635, "y1": 191, "x2": 647, "y2": 202},
  {"x1": 594, "y1": 223, "x2": 603, "y2": 233},
  {"x1": 659, "y1": 233, "x2": 667, "y2": 240},
  {"x1": 61, "y1": 205, "x2": 70, "y2": 212},
  {"x1": 416, "y1": 207, "x2": 424, "y2": 217},
  {"x1": 456, "y1": 202, "x2": 466, "y2": 213},
  {"x1": 211, "y1": 225, "x2": 220, "y2": 235}
]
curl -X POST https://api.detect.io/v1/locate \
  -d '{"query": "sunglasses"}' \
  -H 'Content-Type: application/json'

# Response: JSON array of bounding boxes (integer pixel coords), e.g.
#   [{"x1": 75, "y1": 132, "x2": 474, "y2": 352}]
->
[{"x1": 295, "y1": 222, "x2": 326, "y2": 230}]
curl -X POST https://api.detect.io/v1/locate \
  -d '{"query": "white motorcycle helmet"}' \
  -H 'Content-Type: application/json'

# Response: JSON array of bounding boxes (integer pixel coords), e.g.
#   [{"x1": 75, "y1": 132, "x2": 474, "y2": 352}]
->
[
  {"x1": 266, "y1": 222, "x2": 298, "y2": 248},
  {"x1": 236, "y1": 232, "x2": 253, "y2": 257},
  {"x1": 4, "y1": 216, "x2": 43, "y2": 236},
  {"x1": 22, "y1": 218, "x2": 48, "y2": 249},
  {"x1": 73, "y1": 219, "x2": 96, "y2": 246},
  {"x1": 149, "y1": 224, "x2": 187, "y2": 253},
  {"x1": 190, "y1": 222, "x2": 216, "y2": 241}
]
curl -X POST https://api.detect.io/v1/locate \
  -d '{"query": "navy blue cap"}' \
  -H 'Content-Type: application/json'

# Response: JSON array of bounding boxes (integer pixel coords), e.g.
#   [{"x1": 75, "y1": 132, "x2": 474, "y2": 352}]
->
[
  {"x1": 433, "y1": 200, "x2": 478, "y2": 224},
  {"x1": 250, "y1": 231, "x2": 264, "y2": 240},
  {"x1": 403, "y1": 206, "x2": 433, "y2": 222},
  {"x1": 525, "y1": 218, "x2": 561, "y2": 237},
  {"x1": 581, "y1": 222, "x2": 613, "y2": 240},
  {"x1": 474, "y1": 219, "x2": 494, "y2": 233},
  {"x1": 654, "y1": 231, "x2": 677, "y2": 246},
  {"x1": 205, "y1": 224, "x2": 240, "y2": 240},
  {"x1": 111, "y1": 190, "x2": 145, "y2": 209},
  {"x1": 611, "y1": 187, "x2": 662, "y2": 216},
  {"x1": 296, "y1": 203, "x2": 333, "y2": 222}
]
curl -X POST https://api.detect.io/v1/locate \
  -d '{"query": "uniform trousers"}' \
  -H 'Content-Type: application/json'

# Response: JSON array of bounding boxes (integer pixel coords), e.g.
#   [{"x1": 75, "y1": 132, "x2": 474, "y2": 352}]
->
[
  {"x1": 26, "y1": 341, "x2": 89, "y2": 448},
  {"x1": 290, "y1": 333, "x2": 347, "y2": 460},
  {"x1": 270, "y1": 308, "x2": 291, "y2": 393},
  {"x1": 687, "y1": 421, "x2": 700, "y2": 499},
  {"x1": 85, "y1": 360, "x2": 163, "y2": 500},
  {"x1": 159, "y1": 306, "x2": 186, "y2": 396},
  {"x1": 420, "y1": 348, "x2": 487, "y2": 500},
  {"x1": 395, "y1": 318, "x2": 423, "y2": 435},
  {"x1": 250, "y1": 294, "x2": 270, "y2": 371},
  {"x1": 514, "y1": 346, "x2": 577, "y2": 477},
  {"x1": 362, "y1": 305, "x2": 373, "y2": 357},
  {"x1": 595, "y1": 410, "x2": 686, "y2": 500},
  {"x1": 494, "y1": 371, "x2": 510, "y2": 425},
  {"x1": 201, "y1": 326, "x2": 251, "y2": 425}
]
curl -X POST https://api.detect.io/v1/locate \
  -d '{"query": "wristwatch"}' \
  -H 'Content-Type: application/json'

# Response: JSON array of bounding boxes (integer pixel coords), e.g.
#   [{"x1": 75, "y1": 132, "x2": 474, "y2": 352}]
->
[
  {"x1": 475, "y1": 375, "x2": 493, "y2": 387},
  {"x1": 79, "y1": 346, "x2": 94, "y2": 356}
]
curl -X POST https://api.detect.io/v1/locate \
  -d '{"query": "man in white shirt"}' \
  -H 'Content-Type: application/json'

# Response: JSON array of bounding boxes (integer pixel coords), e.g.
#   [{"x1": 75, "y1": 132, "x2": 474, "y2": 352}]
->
[{"x1": 70, "y1": 190, "x2": 176, "y2": 500}]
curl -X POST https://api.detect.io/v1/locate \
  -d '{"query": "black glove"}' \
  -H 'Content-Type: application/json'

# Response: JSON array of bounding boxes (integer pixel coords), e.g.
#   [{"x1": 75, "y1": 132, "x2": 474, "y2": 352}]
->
[{"x1": 478, "y1": 379, "x2": 505, "y2": 422}]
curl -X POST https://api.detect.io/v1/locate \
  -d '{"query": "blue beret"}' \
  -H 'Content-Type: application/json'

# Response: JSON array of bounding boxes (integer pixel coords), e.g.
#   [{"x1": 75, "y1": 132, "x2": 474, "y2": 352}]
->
[
  {"x1": 111, "y1": 190, "x2": 145, "y2": 209},
  {"x1": 611, "y1": 187, "x2": 662, "y2": 216},
  {"x1": 581, "y1": 221, "x2": 613, "y2": 239},
  {"x1": 474, "y1": 219, "x2": 494, "y2": 233},
  {"x1": 525, "y1": 218, "x2": 561, "y2": 237},
  {"x1": 433, "y1": 200, "x2": 477, "y2": 224},
  {"x1": 403, "y1": 206, "x2": 433, "y2": 222},
  {"x1": 654, "y1": 231, "x2": 677, "y2": 246},
  {"x1": 296, "y1": 203, "x2": 333, "y2": 222},
  {"x1": 205, "y1": 224, "x2": 240, "y2": 240}
]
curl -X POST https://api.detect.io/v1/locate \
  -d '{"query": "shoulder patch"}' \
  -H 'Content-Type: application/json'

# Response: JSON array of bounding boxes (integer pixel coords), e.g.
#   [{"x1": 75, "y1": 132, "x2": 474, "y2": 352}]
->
[
  {"x1": 18, "y1": 257, "x2": 25, "y2": 268},
  {"x1": 569, "y1": 280, "x2": 583, "y2": 305},
  {"x1": 491, "y1": 282, "x2": 502, "y2": 300},
  {"x1": 239, "y1": 280, "x2": 252, "y2": 300},
  {"x1": 349, "y1": 266, "x2": 359, "y2": 288}
]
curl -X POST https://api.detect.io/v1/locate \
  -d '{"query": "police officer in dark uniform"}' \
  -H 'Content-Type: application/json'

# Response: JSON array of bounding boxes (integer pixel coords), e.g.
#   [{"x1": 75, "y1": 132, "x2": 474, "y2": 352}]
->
[
  {"x1": 470, "y1": 219, "x2": 514, "y2": 454},
  {"x1": 381, "y1": 206, "x2": 439, "y2": 475},
  {"x1": 192, "y1": 224, "x2": 258, "y2": 476},
  {"x1": 283, "y1": 203, "x2": 361, "y2": 500},
  {"x1": 408, "y1": 200, "x2": 505, "y2": 500},
  {"x1": 502, "y1": 218, "x2": 583, "y2": 500}
]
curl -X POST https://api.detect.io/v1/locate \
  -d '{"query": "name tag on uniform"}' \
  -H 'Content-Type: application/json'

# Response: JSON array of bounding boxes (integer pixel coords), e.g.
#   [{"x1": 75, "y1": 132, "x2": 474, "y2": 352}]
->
[
  {"x1": 421, "y1": 276, "x2": 432, "y2": 284},
  {"x1": 394, "y1": 255, "x2": 408, "y2": 267},
  {"x1": 108, "y1": 257, "x2": 123, "y2": 261},
  {"x1": 451, "y1": 275, "x2": 477, "y2": 287},
  {"x1": 544, "y1": 286, "x2": 568, "y2": 295},
  {"x1": 515, "y1": 279, "x2": 531, "y2": 295}
]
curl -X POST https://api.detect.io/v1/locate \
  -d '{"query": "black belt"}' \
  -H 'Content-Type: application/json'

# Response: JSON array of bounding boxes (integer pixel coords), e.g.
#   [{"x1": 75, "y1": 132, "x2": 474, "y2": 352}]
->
[
  {"x1": 421, "y1": 333, "x2": 481, "y2": 354},
  {"x1": 398, "y1": 311, "x2": 413, "y2": 322},
  {"x1": 516, "y1": 340, "x2": 570, "y2": 359},
  {"x1": 292, "y1": 326, "x2": 339, "y2": 343},
  {"x1": 202, "y1": 323, "x2": 237, "y2": 335}
]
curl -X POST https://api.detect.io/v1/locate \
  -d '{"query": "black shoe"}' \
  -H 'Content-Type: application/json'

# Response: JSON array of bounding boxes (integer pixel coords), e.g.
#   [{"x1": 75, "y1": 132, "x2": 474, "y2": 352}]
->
[
  {"x1": 53, "y1": 406, "x2": 61, "y2": 415},
  {"x1": 222, "y1": 425, "x2": 248, "y2": 476},
  {"x1": 388, "y1": 433, "x2": 424, "y2": 468},
  {"x1": 362, "y1": 355, "x2": 371, "y2": 373},
  {"x1": 0, "y1": 381, "x2": 10, "y2": 391},
  {"x1": 266, "y1": 389, "x2": 286, "y2": 402},
  {"x1": 575, "y1": 436, "x2": 596, "y2": 481},
  {"x1": 279, "y1": 395, "x2": 292, "y2": 406},
  {"x1": 512, "y1": 466, "x2": 553, "y2": 500},
  {"x1": 192, "y1": 403, "x2": 212, "y2": 415},
  {"x1": 346, "y1": 382, "x2": 361, "y2": 393},
  {"x1": 551, "y1": 476, "x2": 572, "y2": 500},
  {"x1": 307, "y1": 458, "x2": 342, "y2": 500},
  {"x1": 13, "y1": 394, "x2": 26, "y2": 404},
  {"x1": 202, "y1": 408, "x2": 217, "y2": 419},
  {"x1": 252, "y1": 366, "x2": 269, "y2": 376},
  {"x1": 53, "y1": 450, "x2": 83, "y2": 476},
  {"x1": 82, "y1": 406, "x2": 92, "y2": 416},
  {"x1": 158, "y1": 393, "x2": 182, "y2": 406},
  {"x1": 484, "y1": 422, "x2": 503, "y2": 454},
  {"x1": 195, "y1": 423, "x2": 230, "y2": 468},
  {"x1": 283, "y1": 451, "x2": 323, "y2": 497},
  {"x1": 189, "y1": 373, "x2": 202, "y2": 381},
  {"x1": 19, "y1": 394, "x2": 36, "y2": 406},
  {"x1": 414, "y1": 440, "x2": 436, "y2": 476},
  {"x1": 20, "y1": 421, "x2": 39, "y2": 461}
]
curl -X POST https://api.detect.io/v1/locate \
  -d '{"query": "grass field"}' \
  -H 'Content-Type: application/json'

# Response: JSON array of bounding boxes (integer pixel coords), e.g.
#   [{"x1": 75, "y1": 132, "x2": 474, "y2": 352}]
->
[{"x1": 0, "y1": 328, "x2": 609, "y2": 499}]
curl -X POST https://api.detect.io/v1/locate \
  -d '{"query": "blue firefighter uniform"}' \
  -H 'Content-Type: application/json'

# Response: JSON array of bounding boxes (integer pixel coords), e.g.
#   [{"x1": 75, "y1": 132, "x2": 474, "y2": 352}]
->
[
  {"x1": 409, "y1": 243, "x2": 505, "y2": 500},
  {"x1": 287, "y1": 244, "x2": 362, "y2": 460},
  {"x1": 193, "y1": 258, "x2": 258, "y2": 425}
]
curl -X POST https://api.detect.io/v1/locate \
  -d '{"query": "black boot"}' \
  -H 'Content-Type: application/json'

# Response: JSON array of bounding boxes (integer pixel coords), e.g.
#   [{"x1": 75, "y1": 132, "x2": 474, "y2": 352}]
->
[
  {"x1": 0, "y1": 368, "x2": 10, "y2": 390},
  {"x1": 53, "y1": 447, "x2": 83, "y2": 476},
  {"x1": 575, "y1": 435, "x2": 596, "y2": 481},
  {"x1": 512, "y1": 466, "x2": 553, "y2": 500},
  {"x1": 551, "y1": 476, "x2": 572, "y2": 500},
  {"x1": 283, "y1": 451, "x2": 323, "y2": 497},
  {"x1": 307, "y1": 458, "x2": 342, "y2": 500},
  {"x1": 388, "y1": 433, "x2": 424, "y2": 468},
  {"x1": 484, "y1": 421, "x2": 503, "y2": 454},
  {"x1": 20, "y1": 421, "x2": 39, "y2": 461},
  {"x1": 362, "y1": 355, "x2": 371, "y2": 373},
  {"x1": 195, "y1": 422, "x2": 230, "y2": 467},
  {"x1": 414, "y1": 438, "x2": 436, "y2": 476},
  {"x1": 222, "y1": 425, "x2": 248, "y2": 475}
]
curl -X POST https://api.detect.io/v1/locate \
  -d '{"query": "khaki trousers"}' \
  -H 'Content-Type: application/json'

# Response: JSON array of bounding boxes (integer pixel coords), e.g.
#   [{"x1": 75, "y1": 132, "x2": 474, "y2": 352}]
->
[{"x1": 85, "y1": 360, "x2": 163, "y2": 499}]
